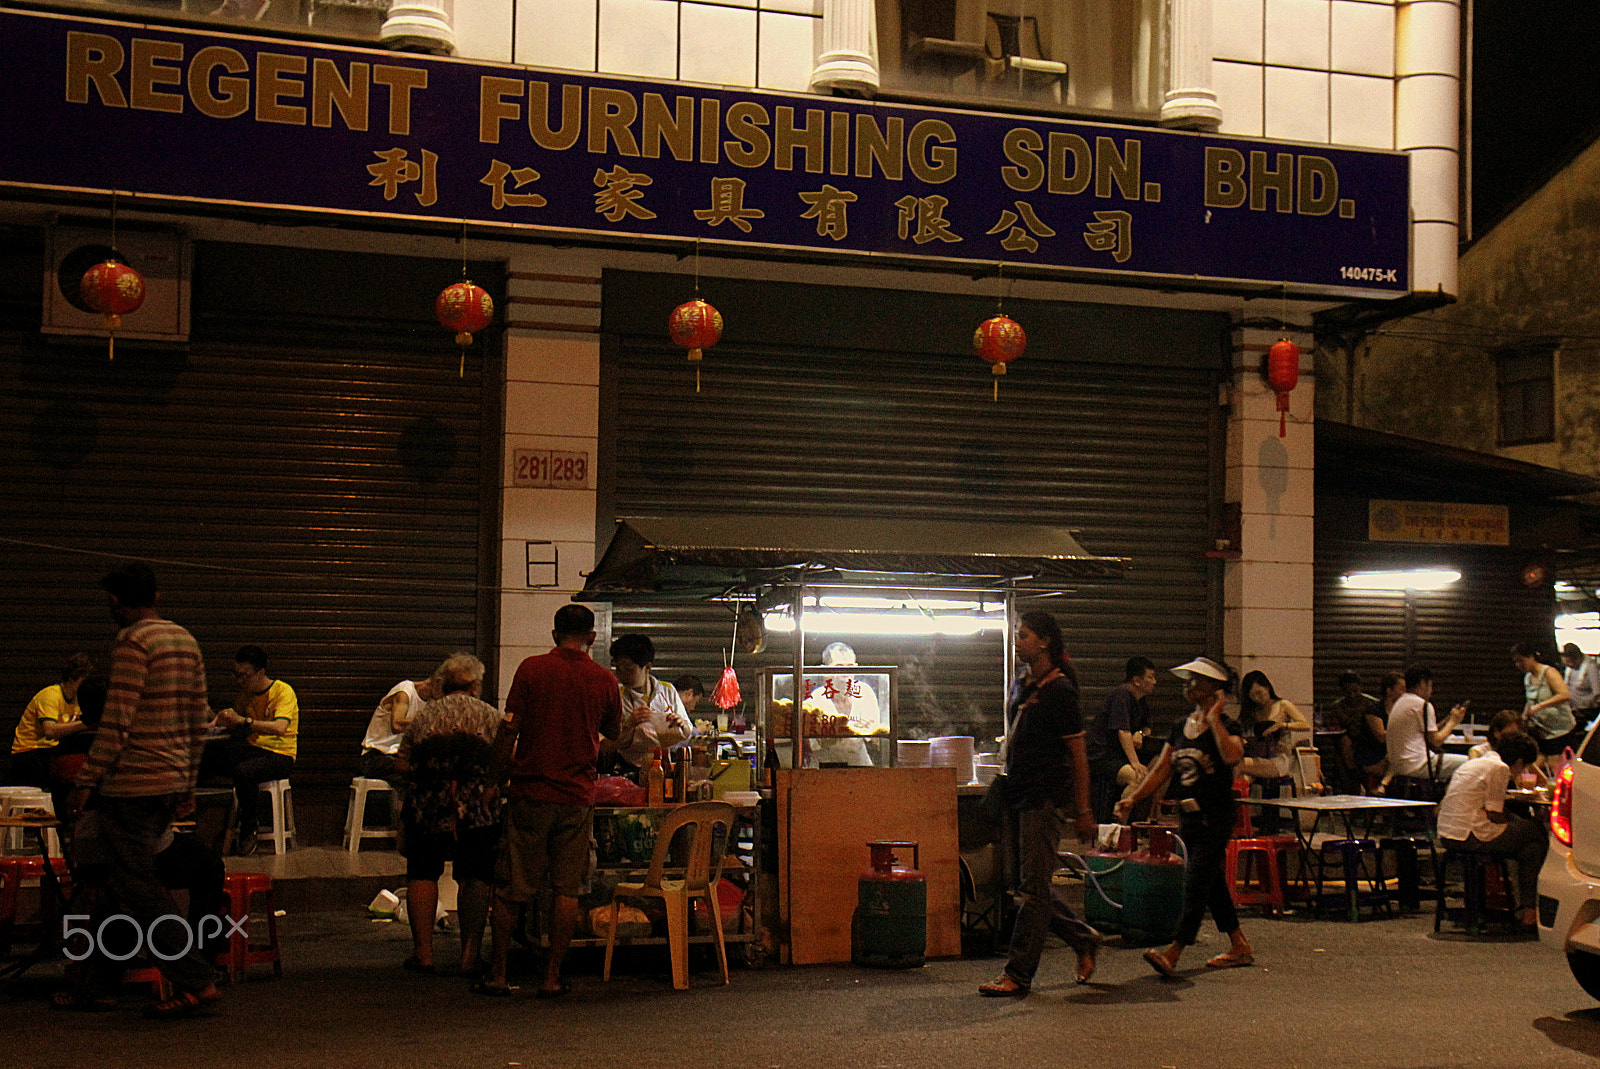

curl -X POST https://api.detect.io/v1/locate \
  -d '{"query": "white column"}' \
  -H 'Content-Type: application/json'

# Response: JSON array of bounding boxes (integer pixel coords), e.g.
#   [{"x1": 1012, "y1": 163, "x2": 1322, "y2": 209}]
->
[
  {"x1": 382, "y1": 0, "x2": 457, "y2": 55},
  {"x1": 1396, "y1": 0, "x2": 1460, "y2": 296},
  {"x1": 496, "y1": 250, "x2": 604, "y2": 702},
  {"x1": 810, "y1": 0, "x2": 879, "y2": 96},
  {"x1": 1161, "y1": 0, "x2": 1221, "y2": 130},
  {"x1": 1224, "y1": 325, "x2": 1315, "y2": 744}
]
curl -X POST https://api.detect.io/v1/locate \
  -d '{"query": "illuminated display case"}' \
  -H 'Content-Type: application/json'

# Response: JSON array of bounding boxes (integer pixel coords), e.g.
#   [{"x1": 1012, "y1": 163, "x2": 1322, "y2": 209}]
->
[{"x1": 756, "y1": 666, "x2": 898, "y2": 768}]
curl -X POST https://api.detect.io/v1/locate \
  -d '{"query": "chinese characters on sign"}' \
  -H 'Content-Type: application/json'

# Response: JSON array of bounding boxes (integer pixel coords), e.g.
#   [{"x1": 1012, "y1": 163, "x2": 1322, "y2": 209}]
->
[
  {"x1": 1368, "y1": 500, "x2": 1510, "y2": 546},
  {"x1": 12, "y1": 11, "x2": 1410, "y2": 293}
]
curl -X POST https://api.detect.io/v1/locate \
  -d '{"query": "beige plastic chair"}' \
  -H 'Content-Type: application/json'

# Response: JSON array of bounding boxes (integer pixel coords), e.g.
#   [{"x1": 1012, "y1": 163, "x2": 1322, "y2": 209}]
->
[
  {"x1": 1294, "y1": 747, "x2": 1325, "y2": 795},
  {"x1": 602, "y1": 801, "x2": 735, "y2": 991}
]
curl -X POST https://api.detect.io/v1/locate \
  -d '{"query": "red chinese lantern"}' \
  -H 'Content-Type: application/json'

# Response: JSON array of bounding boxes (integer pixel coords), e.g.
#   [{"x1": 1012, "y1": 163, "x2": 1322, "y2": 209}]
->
[
  {"x1": 1266, "y1": 338, "x2": 1300, "y2": 437},
  {"x1": 79, "y1": 259, "x2": 145, "y2": 361},
  {"x1": 436, "y1": 280, "x2": 494, "y2": 377},
  {"x1": 669, "y1": 298, "x2": 722, "y2": 393},
  {"x1": 974, "y1": 315, "x2": 1026, "y2": 401}
]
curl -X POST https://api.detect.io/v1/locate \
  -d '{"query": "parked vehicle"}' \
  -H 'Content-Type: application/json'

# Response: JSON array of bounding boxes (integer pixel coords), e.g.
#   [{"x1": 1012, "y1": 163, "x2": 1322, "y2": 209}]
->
[{"x1": 1538, "y1": 722, "x2": 1600, "y2": 999}]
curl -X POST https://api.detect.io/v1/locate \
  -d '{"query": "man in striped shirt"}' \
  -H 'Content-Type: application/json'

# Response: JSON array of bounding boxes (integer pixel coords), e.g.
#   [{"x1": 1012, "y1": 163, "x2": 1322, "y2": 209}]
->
[{"x1": 63, "y1": 562, "x2": 221, "y2": 1018}]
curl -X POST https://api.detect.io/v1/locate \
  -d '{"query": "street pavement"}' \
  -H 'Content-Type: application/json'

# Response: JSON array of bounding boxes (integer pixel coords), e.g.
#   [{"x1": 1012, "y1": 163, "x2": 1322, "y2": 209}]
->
[{"x1": 5, "y1": 906, "x2": 1599, "y2": 1069}]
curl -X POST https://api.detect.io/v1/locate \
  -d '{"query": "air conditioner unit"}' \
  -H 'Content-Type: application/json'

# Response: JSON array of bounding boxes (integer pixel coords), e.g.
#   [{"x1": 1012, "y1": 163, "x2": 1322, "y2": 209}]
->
[{"x1": 42, "y1": 224, "x2": 191, "y2": 344}]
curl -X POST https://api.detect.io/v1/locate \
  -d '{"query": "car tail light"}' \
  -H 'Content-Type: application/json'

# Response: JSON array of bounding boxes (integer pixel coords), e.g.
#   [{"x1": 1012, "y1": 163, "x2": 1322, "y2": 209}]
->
[{"x1": 1552, "y1": 763, "x2": 1575, "y2": 846}]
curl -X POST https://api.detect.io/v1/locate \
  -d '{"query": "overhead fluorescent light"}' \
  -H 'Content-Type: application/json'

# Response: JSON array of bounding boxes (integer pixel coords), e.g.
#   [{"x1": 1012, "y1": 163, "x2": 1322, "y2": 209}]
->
[
  {"x1": 762, "y1": 611, "x2": 1005, "y2": 636},
  {"x1": 1341, "y1": 569, "x2": 1461, "y2": 590}
]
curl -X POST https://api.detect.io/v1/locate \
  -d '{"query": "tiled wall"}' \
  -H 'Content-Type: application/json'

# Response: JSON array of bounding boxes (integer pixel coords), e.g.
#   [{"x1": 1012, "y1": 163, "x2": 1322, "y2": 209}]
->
[
  {"x1": 493, "y1": 0, "x2": 823, "y2": 91},
  {"x1": 1212, "y1": 0, "x2": 1395, "y2": 147}
]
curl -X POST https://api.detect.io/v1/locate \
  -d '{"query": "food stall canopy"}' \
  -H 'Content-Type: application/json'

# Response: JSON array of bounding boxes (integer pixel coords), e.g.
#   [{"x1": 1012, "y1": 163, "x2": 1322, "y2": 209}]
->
[{"x1": 576, "y1": 516, "x2": 1128, "y2": 601}]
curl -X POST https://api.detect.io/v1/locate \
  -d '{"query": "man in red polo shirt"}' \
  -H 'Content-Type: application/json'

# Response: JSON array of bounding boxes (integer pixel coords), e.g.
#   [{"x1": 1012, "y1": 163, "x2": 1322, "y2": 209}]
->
[{"x1": 476, "y1": 604, "x2": 622, "y2": 998}]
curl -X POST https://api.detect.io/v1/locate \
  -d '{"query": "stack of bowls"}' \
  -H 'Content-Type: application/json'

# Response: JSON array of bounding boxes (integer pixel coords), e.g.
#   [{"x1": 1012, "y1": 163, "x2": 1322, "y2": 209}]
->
[{"x1": 896, "y1": 739, "x2": 932, "y2": 767}]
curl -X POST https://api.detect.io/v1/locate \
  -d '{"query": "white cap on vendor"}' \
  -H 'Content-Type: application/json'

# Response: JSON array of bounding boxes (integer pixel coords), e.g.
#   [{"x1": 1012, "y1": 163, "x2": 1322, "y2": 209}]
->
[
  {"x1": 820, "y1": 642, "x2": 858, "y2": 667},
  {"x1": 1171, "y1": 656, "x2": 1231, "y2": 682}
]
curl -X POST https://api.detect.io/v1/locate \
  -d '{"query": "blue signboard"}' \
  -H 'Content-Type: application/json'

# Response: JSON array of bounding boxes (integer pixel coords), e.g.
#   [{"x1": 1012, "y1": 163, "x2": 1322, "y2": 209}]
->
[{"x1": 0, "y1": 8, "x2": 1410, "y2": 294}]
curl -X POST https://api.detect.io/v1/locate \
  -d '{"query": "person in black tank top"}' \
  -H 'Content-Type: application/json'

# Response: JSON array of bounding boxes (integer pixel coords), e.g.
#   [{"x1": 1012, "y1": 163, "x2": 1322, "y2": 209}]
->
[{"x1": 1118, "y1": 656, "x2": 1256, "y2": 977}]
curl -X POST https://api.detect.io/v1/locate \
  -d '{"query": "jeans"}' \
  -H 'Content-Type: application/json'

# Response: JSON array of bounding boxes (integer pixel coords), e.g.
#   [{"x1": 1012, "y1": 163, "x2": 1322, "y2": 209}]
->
[
  {"x1": 202, "y1": 736, "x2": 294, "y2": 834},
  {"x1": 1002, "y1": 803, "x2": 1099, "y2": 986},
  {"x1": 1173, "y1": 807, "x2": 1240, "y2": 946},
  {"x1": 82, "y1": 794, "x2": 216, "y2": 996}
]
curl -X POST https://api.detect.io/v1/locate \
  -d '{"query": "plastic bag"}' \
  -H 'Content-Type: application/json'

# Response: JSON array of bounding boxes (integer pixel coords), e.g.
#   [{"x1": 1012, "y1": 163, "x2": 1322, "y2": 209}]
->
[{"x1": 593, "y1": 775, "x2": 647, "y2": 806}]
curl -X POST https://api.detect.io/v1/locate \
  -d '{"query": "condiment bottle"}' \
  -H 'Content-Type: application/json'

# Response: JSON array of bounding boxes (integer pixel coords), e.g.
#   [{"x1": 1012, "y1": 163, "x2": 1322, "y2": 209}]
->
[{"x1": 646, "y1": 751, "x2": 665, "y2": 806}]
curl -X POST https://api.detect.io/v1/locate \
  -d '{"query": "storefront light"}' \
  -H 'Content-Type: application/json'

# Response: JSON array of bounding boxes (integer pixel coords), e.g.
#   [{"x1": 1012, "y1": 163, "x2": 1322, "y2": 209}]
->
[
  {"x1": 761, "y1": 611, "x2": 1005, "y2": 636},
  {"x1": 1555, "y1": 612, "x2": 1600, "y2": 654},
  {"x1": 1341, "y1": 569, "x2": 1461, "y2": 590}
]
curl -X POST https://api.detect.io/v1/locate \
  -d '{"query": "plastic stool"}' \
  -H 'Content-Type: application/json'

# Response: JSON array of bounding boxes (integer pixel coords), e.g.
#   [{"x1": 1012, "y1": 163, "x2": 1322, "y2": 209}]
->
[
  {"x1": 1226, "y1": 837, "x2": 1297, "y2": 915},
  {"x1": 0, "y1": 856, "x2": 72, "y2": 956},
  {"x1": 1314, "y1": 838, "x2": 1390, "y2": 922},
  {"x1": 1435, "y1": 849, "x2": 1516, "y2": 935},
  {"x1": 216, "y1": 872, "x2": 282, "y2": 982},
  {"x1": 258, "y1": 779, "x2": 296, "y2": 855},
  {"x1": 342, "y1": 777, "x2": 398, "y2": 852},
  {"x1": 1379, "y1": 835, "x2": 1437, "y2": 914}
]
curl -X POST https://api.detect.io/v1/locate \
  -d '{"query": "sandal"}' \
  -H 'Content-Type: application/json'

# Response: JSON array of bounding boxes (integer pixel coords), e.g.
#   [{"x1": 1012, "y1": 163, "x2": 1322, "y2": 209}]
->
[
  {"x1": 402, "y1": 956, "x2": 436, "y2": 974},
  {"x1": 1205, "y1": 949, "x2": 1255, "y2": 969},
  {"x1": 51, "y1": 991, "x2": 117, "y2": 1012},
  {"x1": 534, "y1": 980, "x2": 572, "y2": 1000},
  {"x1": 1076, "y1": 943, "x2": 1099, "y2": 985},
  {"x1": 470, "y1": 980, "x2": 516, "y2": 998},
  {"x1": 1143, "y1": 948, "x2": 1179, "y2": 978},
  {"x1": 142, "y1": 990, "x2": 210, "y2": 1020},
  {"x1": 977, "y1": 975, "x2": 1029, "y2": 998}
]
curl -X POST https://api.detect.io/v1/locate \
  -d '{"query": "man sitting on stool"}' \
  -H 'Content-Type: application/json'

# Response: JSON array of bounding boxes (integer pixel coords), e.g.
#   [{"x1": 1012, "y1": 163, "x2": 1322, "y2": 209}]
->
[
  {"x1": 1436, "y1": 730, "x2": 1547, "y2": 928},
  {"x1": 202, "y1": 645, "x2": 298, "y2": 855}
]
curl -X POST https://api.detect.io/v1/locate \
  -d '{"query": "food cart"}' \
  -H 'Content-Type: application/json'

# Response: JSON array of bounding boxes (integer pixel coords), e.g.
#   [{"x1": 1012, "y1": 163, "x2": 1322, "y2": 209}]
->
[{"x1": 577, "y1": 514, "x2": 1126, "y2": 964}]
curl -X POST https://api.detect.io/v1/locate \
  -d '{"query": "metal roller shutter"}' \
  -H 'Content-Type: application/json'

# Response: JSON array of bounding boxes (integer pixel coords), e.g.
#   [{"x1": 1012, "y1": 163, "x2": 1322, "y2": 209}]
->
[
  {"x1": 0, "y1": 234, "x2": 500, "y2": 789},
  {"x1": 601, "y1": 272, "x2": 1227, "y2": 742},
  {"x1": 1314, "y1": 544, "x2": 1553, "y2": 714}
]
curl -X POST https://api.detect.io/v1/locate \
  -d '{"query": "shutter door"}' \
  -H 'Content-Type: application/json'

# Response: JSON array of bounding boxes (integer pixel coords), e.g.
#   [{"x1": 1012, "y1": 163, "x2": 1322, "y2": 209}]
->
[
  {"x1": 1314, "y1": 544, "x2": 1553, "y2": 713},
  {"x1": 601, "y1": 272, "x2": 1226, "y2": 741},
  {"x1": 0, "y1": 235, "x2": 499, "y2": 789}
]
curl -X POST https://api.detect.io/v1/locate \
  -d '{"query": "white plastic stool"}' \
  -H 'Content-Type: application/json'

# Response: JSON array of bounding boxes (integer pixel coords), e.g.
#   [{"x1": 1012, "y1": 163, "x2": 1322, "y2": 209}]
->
[
  {"x1": 343, "y1": 777, "x2": 398, "y2": 852},
  {"x1": 258, "y1": 779, "x2": 296, "y2": 855}
]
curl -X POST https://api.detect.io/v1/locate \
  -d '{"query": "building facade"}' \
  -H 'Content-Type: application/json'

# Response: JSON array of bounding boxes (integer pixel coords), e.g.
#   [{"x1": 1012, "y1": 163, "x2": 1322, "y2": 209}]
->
[{"x1": 0, "y1": 0, "x2": 1458, "y2": 787}]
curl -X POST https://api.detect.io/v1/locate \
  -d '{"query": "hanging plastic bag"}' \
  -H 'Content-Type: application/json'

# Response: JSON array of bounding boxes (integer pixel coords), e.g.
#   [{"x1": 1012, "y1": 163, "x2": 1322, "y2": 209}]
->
[{"x1": 713, "y1": 666, "x2": 741, "y2": 709}]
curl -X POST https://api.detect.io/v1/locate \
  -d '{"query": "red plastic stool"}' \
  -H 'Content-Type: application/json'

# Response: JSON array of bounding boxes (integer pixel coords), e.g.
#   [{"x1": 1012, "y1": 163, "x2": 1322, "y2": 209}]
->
[
  {"x1": 0, "y1": 856, "x2": 72, "y2": 956},
  {"x1": 215, "y1": 872, "x2": 282, "y2": 982},
  {"x1": 1225, "y1": 837, "x2": 1296, "y2": 915}
]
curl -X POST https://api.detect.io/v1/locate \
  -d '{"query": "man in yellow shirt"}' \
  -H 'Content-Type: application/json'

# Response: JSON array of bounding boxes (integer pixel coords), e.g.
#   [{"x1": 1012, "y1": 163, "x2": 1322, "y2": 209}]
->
[
  {"x1": 9, "y1": 652, "x2": 94, "y2": 787},
  {"x1": 201, "y1": 645, "x2": 298, "y2": 855}
]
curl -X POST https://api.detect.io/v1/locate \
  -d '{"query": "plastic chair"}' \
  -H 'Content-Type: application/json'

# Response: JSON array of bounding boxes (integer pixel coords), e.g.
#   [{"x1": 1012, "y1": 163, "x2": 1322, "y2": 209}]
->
[
  {"x1": 1314, "y1": 838, "x2": 1390, "y2": 922},
  {"x1": 602, "y1": 801, "x2": 735, "y2": 991},
  {"x1": 1435, "y1": 848, "x2": 1516, "y2": 935},
  {"x1": 1226, "y1": 837, "x2": 1295, "y2": 915},
  {"x1": 1294, "y1": 747, "x2": 1326, "y2": 795},
  {"x1": 342, "y1": 777, "x2": 397, "y2": 852},
  {"x1": 216, "y1": 872, "x2": 282, "y2": 982},
  {"x1": 0, "y1": 856, "x2": 71, "y2": 956},
  {"x1": 258, "y1": 779, "x2": 296, "y2": 855}
]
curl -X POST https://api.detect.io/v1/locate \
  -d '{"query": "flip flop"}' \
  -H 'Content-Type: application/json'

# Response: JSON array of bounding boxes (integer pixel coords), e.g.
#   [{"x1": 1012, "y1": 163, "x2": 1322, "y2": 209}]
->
[
  {"x1": 1076, "y1": 943, "x2": 1099, "y2": 984},
  {"x1": 142, "y1": 990, "x2": 210, "y2": 1020},
  {"x1": 534, "y1": 981, "x2": 572, "y2": 1000},
  {"x1": 51, "y1": 991, "x2": 117, "y2": 1012},
  {"x1": 1143, "y1": 948, "x2": 1179, "y2": 978},
  {"x1": 1205, "y1": 950, "x2": 1255, "y2": 969},
  {"x1": 469, "y1": 980, "x2": 516, "y2": 997},
  {"x1": 402, "y1": 956, "x2": 436, "y2": 974}
]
